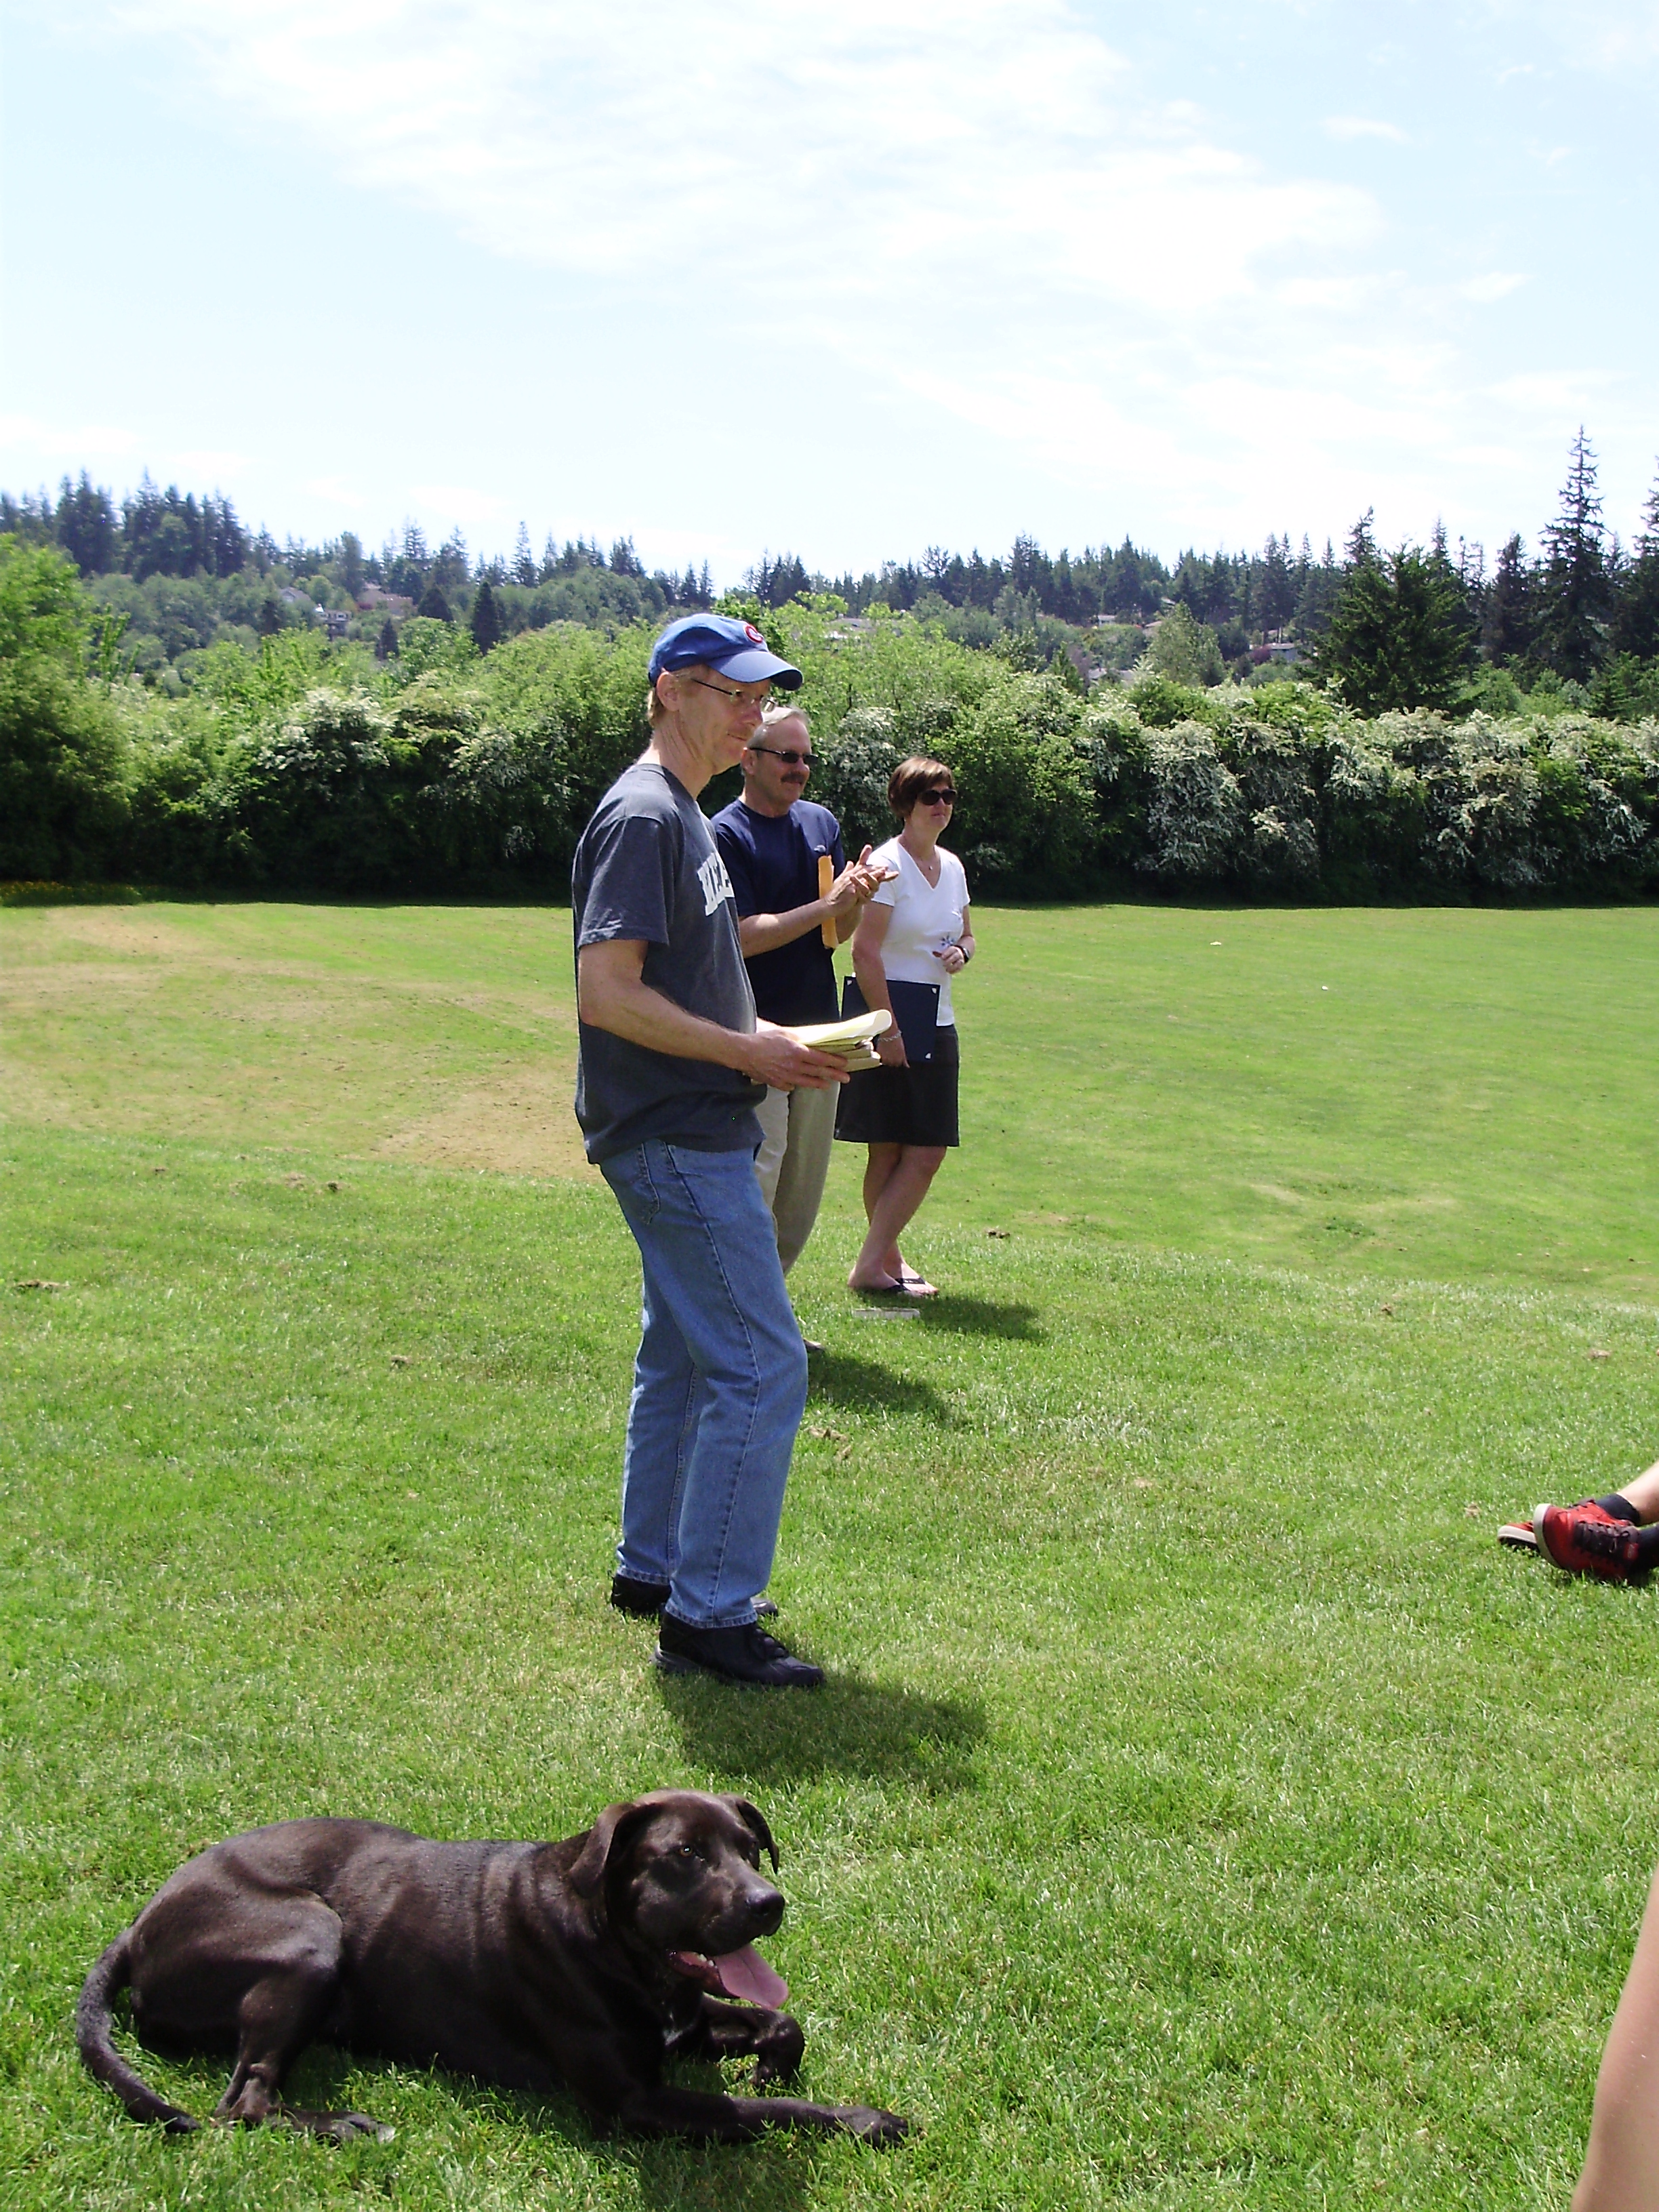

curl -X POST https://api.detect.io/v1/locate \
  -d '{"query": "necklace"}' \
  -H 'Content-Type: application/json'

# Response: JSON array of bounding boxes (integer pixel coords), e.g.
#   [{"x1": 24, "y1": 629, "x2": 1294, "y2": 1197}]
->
[{"x1": 901, "y1": 835, "x2": 941, "y2": 886}]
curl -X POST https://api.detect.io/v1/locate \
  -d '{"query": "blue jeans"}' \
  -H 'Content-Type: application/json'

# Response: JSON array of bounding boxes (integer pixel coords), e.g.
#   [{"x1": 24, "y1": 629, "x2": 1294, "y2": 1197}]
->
[{"x1": 600, "y1": 1140, "x2": 808, "y2": 1630}]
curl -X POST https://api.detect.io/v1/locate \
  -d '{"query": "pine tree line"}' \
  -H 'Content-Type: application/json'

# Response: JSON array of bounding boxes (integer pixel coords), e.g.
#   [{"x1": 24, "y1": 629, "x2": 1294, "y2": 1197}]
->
[{"x1": 6, "y1": 432, "x2": 1659, "y2": 700}]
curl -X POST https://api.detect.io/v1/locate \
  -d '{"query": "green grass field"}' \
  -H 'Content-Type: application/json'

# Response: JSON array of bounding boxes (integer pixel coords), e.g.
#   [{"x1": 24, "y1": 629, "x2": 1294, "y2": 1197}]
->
[{"x1": 3, "y1": 897, "x2": 1658, "y2": 2210}]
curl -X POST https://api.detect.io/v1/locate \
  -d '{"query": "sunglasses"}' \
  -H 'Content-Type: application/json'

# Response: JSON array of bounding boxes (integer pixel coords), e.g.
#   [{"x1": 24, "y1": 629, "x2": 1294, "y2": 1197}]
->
[
  {"x1": 747, "y1": 743, "x2": 815, "y2": 768},
  {"x1": 920, "y1": 786, "x2": 956, "y2": 804}
]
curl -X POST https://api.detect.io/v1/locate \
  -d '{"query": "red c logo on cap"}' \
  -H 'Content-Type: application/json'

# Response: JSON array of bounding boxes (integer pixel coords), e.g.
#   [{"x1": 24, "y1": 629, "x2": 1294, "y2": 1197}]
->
[{"x1": 743, "y1": 622, "x2": 764, "y2": 644}]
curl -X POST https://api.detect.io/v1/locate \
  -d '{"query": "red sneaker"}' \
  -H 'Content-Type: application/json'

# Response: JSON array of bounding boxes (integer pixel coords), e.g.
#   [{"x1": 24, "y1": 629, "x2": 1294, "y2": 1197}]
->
[{"x1": 1533, "y1": 1502, "x2": 1643, "y2": 1582}]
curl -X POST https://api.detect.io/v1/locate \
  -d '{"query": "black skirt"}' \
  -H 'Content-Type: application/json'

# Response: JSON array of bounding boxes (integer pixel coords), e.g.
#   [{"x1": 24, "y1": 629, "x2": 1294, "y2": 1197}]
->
[{"x1": 834, "y1": 1023, "x2": 959, "y2": 1148}]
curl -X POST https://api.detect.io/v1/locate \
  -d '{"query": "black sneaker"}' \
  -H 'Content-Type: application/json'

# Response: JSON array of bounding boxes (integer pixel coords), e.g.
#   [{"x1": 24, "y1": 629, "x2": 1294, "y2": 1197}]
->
[
  {"x1": 611, "y1": 1574, "x2": 777, "y2": 1619},
  {"x1": 655, "y1": 1616, "x2": 823, "y2": 1689}
]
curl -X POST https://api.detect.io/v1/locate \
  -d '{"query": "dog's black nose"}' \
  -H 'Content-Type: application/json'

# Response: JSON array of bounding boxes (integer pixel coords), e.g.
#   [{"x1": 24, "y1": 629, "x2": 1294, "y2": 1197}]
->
[{"x1": 744, "y1": 1886, "x2": 785, "y2": 1937}]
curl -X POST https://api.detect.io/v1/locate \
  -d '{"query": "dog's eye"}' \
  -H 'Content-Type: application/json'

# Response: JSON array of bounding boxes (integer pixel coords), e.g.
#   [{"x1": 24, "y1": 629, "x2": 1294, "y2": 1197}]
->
[{"x1": 677, "y1": 1842, "x2": 699, "y2": 1861}]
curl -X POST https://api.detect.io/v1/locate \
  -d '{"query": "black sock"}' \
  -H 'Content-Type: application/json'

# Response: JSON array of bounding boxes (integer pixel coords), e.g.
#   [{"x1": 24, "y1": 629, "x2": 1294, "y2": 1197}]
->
[
  {"x1": 1637, "y1": 1525, "x2": 1659, "y2": 1570},
  {"x1": 1596, "y1": 1494, "x2": 1642, "y2": 1523}
]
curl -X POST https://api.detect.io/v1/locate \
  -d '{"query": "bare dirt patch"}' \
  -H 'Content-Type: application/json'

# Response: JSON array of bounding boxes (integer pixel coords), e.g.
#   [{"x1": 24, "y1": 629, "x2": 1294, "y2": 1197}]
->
[
  {"x1": 1, "y1": 904, "x2": 594, "y2": 1179},
  {"x1": 380, "y1": 1061, "x2": 596, "y2": 1182}
]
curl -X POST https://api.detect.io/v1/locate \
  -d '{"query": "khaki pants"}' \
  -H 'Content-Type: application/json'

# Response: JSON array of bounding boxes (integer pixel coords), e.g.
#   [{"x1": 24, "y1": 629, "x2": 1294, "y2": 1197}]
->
[{"x1": 752, "y1": 1082, "x2": 839, "y2": 1275}]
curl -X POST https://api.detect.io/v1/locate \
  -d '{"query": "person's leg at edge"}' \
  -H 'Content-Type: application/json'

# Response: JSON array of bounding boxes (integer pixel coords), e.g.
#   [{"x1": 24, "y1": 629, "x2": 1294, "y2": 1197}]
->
[
  {"x1": 850, "y1": 1143, "x2": 903, "y2": 1289},
  {"x1": 752, "y1": 1086, "x2": 790, "y2": 1217},
  {"x1": 850, "y1": 1143, "x2": 946, "y2": 1292},
  {"x1": 607, "y1": 1141, "x2": 806, "y2": 1629},
  {"x1": 601, "y1": 1150, "x2": 705, "y2": 1591},
  {"x1": 1574, "y1": 1861, "x2": 1659, "y2": 2212},
  {"x1": 1526, "y1": 1456, "x2": 1659, "y2": 1576},
  {"x1": 1610, "y1": 1458, "x2": 1659, "y2": 1524},
  {"x1": 770, "y1": 1082, "x2": 838, "y2": 1275}
]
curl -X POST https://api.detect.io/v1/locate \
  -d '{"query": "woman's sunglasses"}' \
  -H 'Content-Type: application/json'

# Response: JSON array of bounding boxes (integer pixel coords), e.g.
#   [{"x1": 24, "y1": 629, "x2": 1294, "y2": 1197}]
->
[{"x1": 920, "y1": 786, "x2": 956, "y2": 804}]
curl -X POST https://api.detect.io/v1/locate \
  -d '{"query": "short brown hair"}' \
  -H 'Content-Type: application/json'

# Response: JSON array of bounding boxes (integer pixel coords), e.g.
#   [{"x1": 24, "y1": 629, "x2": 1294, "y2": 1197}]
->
[
  {"x1": 647, "y1": 662, "x2": 715, "y2": 727},
  {"x1": 888, "y1": 755, "x2": 954, "y2": 817}
]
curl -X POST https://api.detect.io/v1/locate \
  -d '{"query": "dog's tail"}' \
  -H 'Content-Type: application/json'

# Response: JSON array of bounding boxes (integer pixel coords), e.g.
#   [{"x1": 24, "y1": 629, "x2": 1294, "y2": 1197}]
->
[{"x1": 75, "y1": 1933, "x2": 199, "y2": 2133}]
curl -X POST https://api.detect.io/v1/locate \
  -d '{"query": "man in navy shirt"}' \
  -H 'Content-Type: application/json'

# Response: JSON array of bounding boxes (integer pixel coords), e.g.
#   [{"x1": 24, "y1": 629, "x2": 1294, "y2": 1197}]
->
[{"x1": 713, "y1": 704, "x2": 890, "y2": 1283}]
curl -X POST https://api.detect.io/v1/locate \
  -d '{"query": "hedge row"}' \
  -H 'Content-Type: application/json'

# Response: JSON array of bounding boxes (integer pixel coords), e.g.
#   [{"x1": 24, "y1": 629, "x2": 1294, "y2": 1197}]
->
[{"x1": 6, "y1": 563, "x2": 1659, "y2": 900}]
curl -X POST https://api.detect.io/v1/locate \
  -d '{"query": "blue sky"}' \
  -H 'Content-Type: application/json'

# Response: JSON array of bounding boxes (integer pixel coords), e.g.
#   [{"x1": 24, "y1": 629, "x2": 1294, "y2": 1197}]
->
[{"x1": 3, "y1": 1, "x2": 1656, "y2": 583}]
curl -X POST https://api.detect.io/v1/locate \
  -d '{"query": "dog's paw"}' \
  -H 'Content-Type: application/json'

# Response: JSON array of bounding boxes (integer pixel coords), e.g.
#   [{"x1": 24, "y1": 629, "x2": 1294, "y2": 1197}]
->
[
  {"x1": 330, "y1": 2112, "x2": 395, "y2": 2144},
  {"x1": 752, "y1": 2017, "x2": 805, "y2": 2088},
  {"x1": 838, "y1": 2104, "x2": 909, "y2": 2145},
  {"x1": 283, "y1": 2106, "x2": 395, "y2": 2144}
]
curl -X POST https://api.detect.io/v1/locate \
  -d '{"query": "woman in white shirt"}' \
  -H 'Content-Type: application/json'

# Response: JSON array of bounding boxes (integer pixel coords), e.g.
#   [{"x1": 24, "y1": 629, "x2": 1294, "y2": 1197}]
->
[{"x1": 836, "y1": 756, "x2": 975, "y2": 1296}]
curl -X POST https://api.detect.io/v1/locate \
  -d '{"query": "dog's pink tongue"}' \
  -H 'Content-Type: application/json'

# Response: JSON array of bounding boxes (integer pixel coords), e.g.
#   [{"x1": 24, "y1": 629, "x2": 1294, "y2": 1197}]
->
[{"x1": 713, "y1": 1944, "x2": 788, "y2": 2007}]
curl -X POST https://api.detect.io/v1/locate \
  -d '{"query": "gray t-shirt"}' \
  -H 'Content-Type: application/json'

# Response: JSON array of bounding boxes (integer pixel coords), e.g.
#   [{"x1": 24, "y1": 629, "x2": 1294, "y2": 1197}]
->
[{"x1": 571, "y1": 761, "x2": 764, "y2": 1163}]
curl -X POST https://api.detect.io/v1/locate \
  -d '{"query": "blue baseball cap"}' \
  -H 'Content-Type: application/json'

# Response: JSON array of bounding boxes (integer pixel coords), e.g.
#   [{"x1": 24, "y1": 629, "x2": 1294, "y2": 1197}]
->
[{"x1": 647, "y1": 614, "x2": 802, "y2": 691}]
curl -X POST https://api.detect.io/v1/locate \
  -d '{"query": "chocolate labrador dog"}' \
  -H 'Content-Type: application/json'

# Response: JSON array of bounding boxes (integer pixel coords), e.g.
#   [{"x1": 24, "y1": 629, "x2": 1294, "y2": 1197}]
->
[{"x1": 77, "y1": 1790, "x2": 906, "y2": 2145}]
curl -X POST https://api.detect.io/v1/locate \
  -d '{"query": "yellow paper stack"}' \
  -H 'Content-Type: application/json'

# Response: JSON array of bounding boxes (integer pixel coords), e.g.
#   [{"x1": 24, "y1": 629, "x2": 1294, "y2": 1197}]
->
[{"x1": 781, "y1": 1008, "x2": 893, "y2": 1073}]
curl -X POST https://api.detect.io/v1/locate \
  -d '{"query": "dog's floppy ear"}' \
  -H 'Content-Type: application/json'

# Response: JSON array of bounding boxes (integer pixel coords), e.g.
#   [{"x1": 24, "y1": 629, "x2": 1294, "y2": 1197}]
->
[
  {"x1": 568, "y1": 1799, "x2": 662, "y2": 1898},
  {"x1": 724, "y1": 1795, "x2": 779, "y2": 1871}
]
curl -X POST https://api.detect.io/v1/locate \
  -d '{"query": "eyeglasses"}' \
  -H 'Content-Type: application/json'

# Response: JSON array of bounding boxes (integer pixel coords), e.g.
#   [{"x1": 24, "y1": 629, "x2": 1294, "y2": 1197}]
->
[
  {"x1": 747, "y1": 743, "x2": 815, "y2": 768},
  {"x1": 687, "y1": 675, "x2": 769, "y2": 705},
  {"x1": 920, "y1": 787, "x2": 956, "y2": 804}
]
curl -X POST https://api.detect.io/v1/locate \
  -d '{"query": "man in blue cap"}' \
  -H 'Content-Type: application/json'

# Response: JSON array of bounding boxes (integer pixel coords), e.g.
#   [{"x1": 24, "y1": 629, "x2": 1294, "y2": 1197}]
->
[{"x1": 571, "y1": 615, "x2": 848, "y2": 1688}]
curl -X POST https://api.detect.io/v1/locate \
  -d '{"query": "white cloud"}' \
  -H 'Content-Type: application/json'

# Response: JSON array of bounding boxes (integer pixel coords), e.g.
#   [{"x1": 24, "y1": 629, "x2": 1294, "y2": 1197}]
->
[
  {"x1": 1322, "y1": 115, "x2": 1407, "y2": 142},
  {"x1": 408, "y1": 483, "x2": 511, "y2": 531},
  {"x1": 1460, "y1": 272, "x2": 1529, "y2": 303},
  {"x1": 0, "y1": 413, "x2": 140, "y2": 464},
  {"x1": 102, "y1": 1, "x2": 1371, "y2": 316},
  {"x1": 170, "y1": 447, "x2": 251, "y2": 478},
  {"x1": 1486, "y1": 369, "x2": 1624, "y2": 417},
  {"x1": 54, "y1": 0, "x2": 1641, "y2": 553},
  {"x1": 74, "y1": 1, "x2": 1393, "y2": 531},
  {"x1": 304, "y1": 473, "x2": 366, "y2": 506}
]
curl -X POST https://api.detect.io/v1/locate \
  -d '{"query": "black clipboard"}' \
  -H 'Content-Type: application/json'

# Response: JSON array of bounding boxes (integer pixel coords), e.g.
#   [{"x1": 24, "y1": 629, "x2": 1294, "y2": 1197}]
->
[{"x1": 841, "y1": 975, "x2": 940, "y2": 1064}]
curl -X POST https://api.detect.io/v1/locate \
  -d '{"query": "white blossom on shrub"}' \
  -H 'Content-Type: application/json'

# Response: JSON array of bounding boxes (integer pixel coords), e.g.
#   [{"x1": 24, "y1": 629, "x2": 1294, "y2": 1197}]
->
[{"x1": 1138, "y1": 720, "x2": 1244, "y2": 881}]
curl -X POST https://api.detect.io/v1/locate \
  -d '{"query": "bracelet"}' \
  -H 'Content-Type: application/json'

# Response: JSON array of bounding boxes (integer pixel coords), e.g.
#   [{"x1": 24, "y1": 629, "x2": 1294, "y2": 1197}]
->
[{"x1": 958, "y1": 941, "x2": 972, "y2": 963}]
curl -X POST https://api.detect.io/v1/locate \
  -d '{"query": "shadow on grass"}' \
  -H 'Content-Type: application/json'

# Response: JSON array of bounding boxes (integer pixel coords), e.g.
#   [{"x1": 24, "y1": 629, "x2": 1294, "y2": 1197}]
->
[
  {"x1": 805, "y1": 1349, "x2": 946, "y2": 1417},
  {"x1": 657, "y1": 1670, "x2": 985, "y2": 1792},
  {"x1": 916, "y1": 1295, "x2": 1042, "y2": 1340},
  {"x1": 168, "y1": 2043, "x2": 822, "y2": 2206}
]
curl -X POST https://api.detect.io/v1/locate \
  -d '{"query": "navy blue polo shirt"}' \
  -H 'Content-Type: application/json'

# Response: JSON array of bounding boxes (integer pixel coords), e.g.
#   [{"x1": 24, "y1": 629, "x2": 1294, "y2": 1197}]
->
[{"x1": 710, "y1": 797, "x2": 846, "y2": 1026}]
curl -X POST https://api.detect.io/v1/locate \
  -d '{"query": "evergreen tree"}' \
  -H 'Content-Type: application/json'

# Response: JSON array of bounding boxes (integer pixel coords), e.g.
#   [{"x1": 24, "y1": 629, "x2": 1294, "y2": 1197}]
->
[
  {"x1": 54, "y1": 473, "x2": 118, "y2": 575},
  {"x1": 470, "y1": 576, "x2": 504, "y2": 654},
  {"x1": 1482, "y1": 533, "x2": 1534, "y2": 664},
  {"x1": 1257, "y1": 533, "x2": 1295, "y2": 634},
  {"x1": 1536, "y1": 428, "x2": 1611, "y2": 682},
  {"x1": 431, "y1": 530, "x2": 470, "y2": 598},
  {"x1": 340, "y1": 531, "x2": 365, "y2": 599},
  {"x1": 1610, "y1": 465, "x2": 1659, "y2": 661},
  {"x1": 1314, "y1": 533, "x2": 1471, "y2": 712},
  {"x1": 1345, "y1": 508, "x2": 1378, "y2": 567},
  {"x1": 512, "y1": 522, "x2": 537, "y2": 587},
  {"x1": 375, "y1": 618, "x2": 398, "y2": 661},
  {"x1": 416, "y1": 579, "x2": 451, "y2": 622}
]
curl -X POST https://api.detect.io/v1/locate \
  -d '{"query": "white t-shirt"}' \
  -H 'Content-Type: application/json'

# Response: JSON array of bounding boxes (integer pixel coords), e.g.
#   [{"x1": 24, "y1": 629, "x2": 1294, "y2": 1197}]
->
[{"x1": 867, "y1": 838, "x2": 970, "y2": 1025}]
